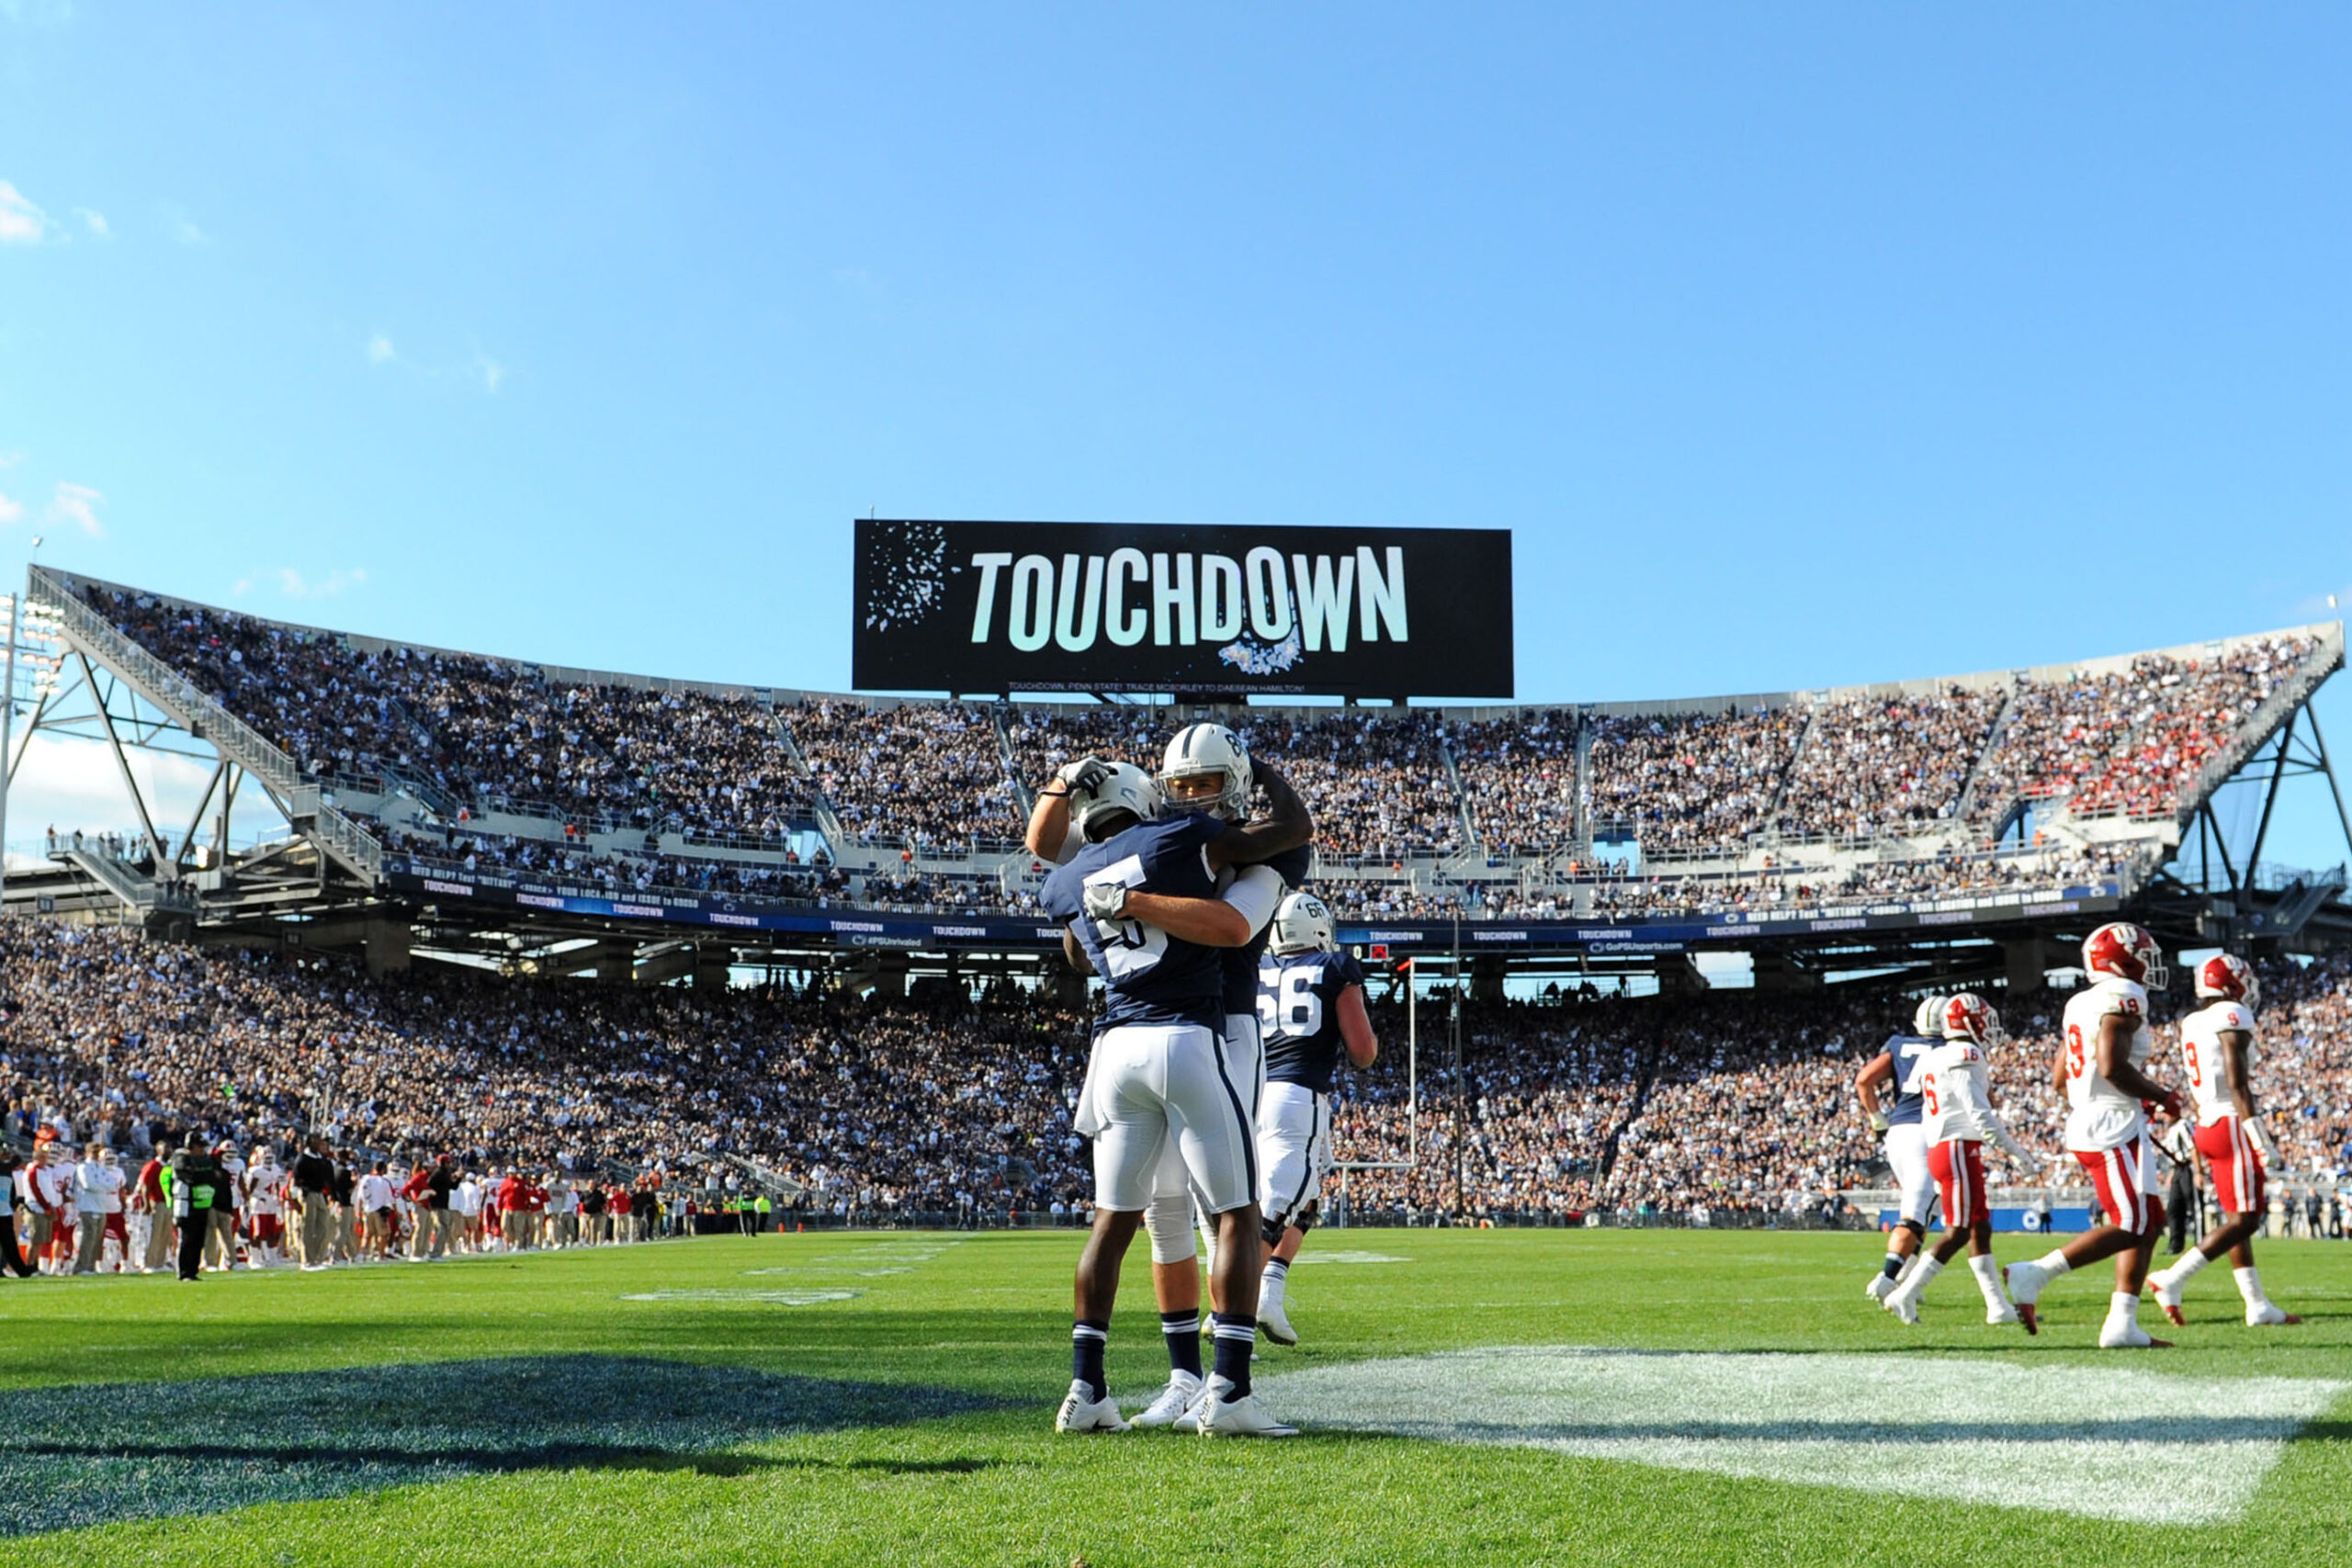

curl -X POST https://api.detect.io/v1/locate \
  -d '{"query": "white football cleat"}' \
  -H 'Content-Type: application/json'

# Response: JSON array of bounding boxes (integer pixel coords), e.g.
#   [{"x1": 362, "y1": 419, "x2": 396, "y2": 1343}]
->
[
  {"x1": 2098, "y1": 1316, "x2": 2171, "y2": 1350},
  {"x1": 1053, "y1": 1380, "x2": 1129, "y2": 1434},
  {"x1": 2246, "y1": 1302, "x2": 2302, "y2": 1327},
  {"x1": 1863, "y1": 1271, "x2": 1898, "y2": 1304},
  {"x1": 1194, "y1": 1375, "x2": 1298, "y2": 1438},
  {"x1": 1884, "y1": 1290, "x2": 1920, "y2": 1325},
  {"x1": 1259, "y1": 1293, "x2": 1299, "y2": 1348},
  {"x1": 2002, "y1": 1261, "x2": 2047, "y2": 1333},
  {"x1": 2150, "y1": 1273, "x2": 2188, "y2": 1325},
  {"x1": 1984, "y1": 1303, "x2": 2020, "y2": 1327},
  {"x1": 1129, "y1": 1371, "x2": 1204, "y2": 1429}
]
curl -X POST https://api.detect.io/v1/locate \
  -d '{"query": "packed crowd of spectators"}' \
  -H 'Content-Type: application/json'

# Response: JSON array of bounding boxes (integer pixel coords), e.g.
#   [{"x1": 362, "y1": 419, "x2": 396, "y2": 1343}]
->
[
  {"x1": 14, "y1": 912, "x2": 2352, "y2": 1234},
  {"x1": 1773, "y1": 686, "x2": 2003, "y2": 838},
  {"x1": 71, "y1": 579, "x2": 2329, "y2": 913},
  {"x1": 790, "y1": 699, "x2": 1023, "y2": 854},
  {"x1": 1967, "y1": 636, "x2": 2320, "y2": 825},
  {"x1": 1586, "y1": 707, "x2": 1807, "y2": 858},
  {"x1": 1449, "y1": 709, "x2": 1577, "y2": 856}
]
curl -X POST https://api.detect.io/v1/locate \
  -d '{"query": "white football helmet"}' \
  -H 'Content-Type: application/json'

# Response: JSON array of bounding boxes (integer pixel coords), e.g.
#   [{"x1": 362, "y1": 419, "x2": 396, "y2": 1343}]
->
[
  {"x1": 1912, "y1": 995, "x2": 1948, "y2": 1039},
  {"x1": 1268, "y1": 890, "x2": 1337, "y2": 954},
  {"x1": 1070, "y1": 761, "x2": 1160, "y2": 843},
  {"x1": 1159, "y1": 722, "x2": 1252, "y2": 820}
]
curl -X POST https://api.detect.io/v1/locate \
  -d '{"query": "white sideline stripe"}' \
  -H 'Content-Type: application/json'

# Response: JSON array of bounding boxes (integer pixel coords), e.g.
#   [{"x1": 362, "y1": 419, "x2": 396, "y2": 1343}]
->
[
  {"x1": 619, "y1": 1289, "x2": 861, "y2": 1305},
  {"x1": 1290, "y1": 1251, "x2": 1410, "y2": 1266},
  {"x1": 1257, "y1": 1348, "x2": 2345, "y2": 1524}
]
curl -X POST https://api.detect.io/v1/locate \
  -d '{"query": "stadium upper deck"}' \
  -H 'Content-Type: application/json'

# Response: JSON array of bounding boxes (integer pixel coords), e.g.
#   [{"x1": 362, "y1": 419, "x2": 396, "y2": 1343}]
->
[{"x1": 30, "y1": 570, "x2": 2344, "y2": 938}]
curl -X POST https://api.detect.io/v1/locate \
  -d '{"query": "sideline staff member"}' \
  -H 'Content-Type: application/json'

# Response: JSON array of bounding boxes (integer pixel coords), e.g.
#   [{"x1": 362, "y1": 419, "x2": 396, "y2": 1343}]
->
[{"x1": 163, "y1": 1143, "x2": 222, "y2": 1281}]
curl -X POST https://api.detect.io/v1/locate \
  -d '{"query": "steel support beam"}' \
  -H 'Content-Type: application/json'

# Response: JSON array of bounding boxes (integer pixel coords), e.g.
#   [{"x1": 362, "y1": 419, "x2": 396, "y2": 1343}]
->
[{"x1": 78, "y1": 650, "x2": 164, "y2": 857}]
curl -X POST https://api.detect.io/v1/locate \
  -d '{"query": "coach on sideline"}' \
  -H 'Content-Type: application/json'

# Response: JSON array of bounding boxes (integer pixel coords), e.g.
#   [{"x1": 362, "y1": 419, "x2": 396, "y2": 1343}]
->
[{"x1": 290, "y1": 1134, "x2": 336, "y2": 1269}]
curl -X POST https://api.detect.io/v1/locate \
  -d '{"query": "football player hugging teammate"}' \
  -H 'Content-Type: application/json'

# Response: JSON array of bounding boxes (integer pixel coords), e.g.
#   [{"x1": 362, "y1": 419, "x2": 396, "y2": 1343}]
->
[
  {"x1": 1032, "y1": 722, "x2": 1316, "y2": 1437},
  {"x1": 1252, "y1": 888, "x2": 1377, "y2": 1348},
  {"x1": 2148, "y1": 953, "x2": 2301, "y2": 1327},
  {"x1": 2005, "y1": 923, "x2": 2186, "y2": 1348}
]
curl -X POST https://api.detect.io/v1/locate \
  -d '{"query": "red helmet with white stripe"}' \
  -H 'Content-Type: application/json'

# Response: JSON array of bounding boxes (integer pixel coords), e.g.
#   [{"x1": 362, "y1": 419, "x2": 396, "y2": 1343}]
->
[
  {"x1": 2082, "y1": 921, "x2": 2166, "y2": 989},
  {"x1": 1942, "y1": 992, "x2": 2003, "y2": 1047},
  {"x1": 2195, "y1": 953, "x2": 2259, "y2": 1008}
]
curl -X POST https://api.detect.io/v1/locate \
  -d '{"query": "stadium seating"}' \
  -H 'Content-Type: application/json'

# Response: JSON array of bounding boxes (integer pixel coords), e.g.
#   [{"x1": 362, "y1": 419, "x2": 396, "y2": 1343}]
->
[
  {"x1": 64, "y1": 576, "x2": 2332, "y2": 918},
  {"x1": 10, "y1": 918, "x2": 2347, "y2": 1221}
]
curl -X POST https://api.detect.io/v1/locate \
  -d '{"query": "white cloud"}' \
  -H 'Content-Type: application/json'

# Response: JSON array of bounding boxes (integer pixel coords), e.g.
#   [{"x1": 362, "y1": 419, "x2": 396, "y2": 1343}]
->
[
  {"x1": 4, "y1": 731, "x2": 288, "y2": 857},
  {"x1": 230, "y1": 576, "x2": 252, "y2": 597},
  {"x1": 0, "y1": 491, "x2": 21, "y2": 525},
  {"x1": 0, "y1": 180, "x2": 51, "y2": 244},
  {"x1": 475, "y1": 355, "x2": 505, "y2": 393},
  {"x1": 160, "y1": 204, "x2": 207, "y2": 245},
  {"x1": 0, "y1": 451, "x2": 22, "y2": 468},
  {"x1": 366, "y1": 333, "x2": 396, "y2": 365},
  {"x1": 46, "y1": 480, "x2": 103, "y2": 536},
  {"x1": 73, "y1": 207, "x2": 107, "y2": 238},
  {"x1": 276, "y1": 567, "x2": 367, "y2": 599}
]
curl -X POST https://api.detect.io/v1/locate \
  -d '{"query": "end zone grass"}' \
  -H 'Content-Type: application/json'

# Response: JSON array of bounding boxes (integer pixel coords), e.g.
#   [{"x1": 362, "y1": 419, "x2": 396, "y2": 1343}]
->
[{"x1": 0, "y1": 1230, "x2": 2345, "y2": 1565}]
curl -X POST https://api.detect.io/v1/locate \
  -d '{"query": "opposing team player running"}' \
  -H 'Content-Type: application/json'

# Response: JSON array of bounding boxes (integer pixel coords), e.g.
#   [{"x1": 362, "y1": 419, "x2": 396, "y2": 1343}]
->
[
  {"x1": 2147, "y1": 953, "x2": 2300, "y2": 1327},
  {"x1": 2004, "y1": 922, "x2": 2183, "y2": 1348},
  {"x1": 1879, "y1": 993, "x2": 2041, "y2": 1329}
]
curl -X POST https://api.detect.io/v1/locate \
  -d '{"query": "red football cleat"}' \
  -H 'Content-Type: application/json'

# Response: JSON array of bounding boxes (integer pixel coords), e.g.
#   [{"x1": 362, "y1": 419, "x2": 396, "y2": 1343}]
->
[
  {"x1": 2160, "y1": 1303, "x2": 2187, "y2": 1326},
  {"x1": 2015, "y1": 1302, "x2": 2038, "y2": 1335}
]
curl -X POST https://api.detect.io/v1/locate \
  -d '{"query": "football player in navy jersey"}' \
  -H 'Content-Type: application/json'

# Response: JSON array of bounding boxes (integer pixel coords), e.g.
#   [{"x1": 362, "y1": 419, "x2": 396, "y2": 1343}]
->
[
  {"x1": 1251, "y1": 890, "x2": 1376, "y2": 1347},
  {"x1": 1027, "y1": 727, "x2": 1313, "y2": 1432},
  {"x1": 1038, "y1": 750, "x2": 1311, "y2": 1438},
  {"x1": 1854, "y1": 997, "x2": 1945, "y2": 1306}
]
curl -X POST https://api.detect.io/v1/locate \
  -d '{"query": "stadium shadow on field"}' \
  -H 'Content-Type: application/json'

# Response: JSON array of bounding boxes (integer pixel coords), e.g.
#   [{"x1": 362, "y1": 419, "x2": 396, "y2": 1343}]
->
[{"x1": 0, "y1": 1355, "x2": 1004, "y2": 1538}]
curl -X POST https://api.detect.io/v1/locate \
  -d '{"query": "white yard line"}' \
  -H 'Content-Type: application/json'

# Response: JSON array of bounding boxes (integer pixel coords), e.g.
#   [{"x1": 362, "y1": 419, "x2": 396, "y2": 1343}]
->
[{"x1": 1258, "y1": 1347, "x2": 2345, "y2": 1524}]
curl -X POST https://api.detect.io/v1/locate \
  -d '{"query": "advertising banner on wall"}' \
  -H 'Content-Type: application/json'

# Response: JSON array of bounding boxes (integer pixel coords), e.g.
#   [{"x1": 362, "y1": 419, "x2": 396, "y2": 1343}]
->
[{"x1": 851, "y1": 519, "x2": 1513, "y2": 697}]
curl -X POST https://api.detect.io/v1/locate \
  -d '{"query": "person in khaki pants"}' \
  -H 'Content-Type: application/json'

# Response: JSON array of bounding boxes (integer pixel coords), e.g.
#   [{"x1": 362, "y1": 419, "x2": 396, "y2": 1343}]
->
[
  {"x1": 288, "y1": 1135, "x2": 336, "y2": 1269},
  {"x1": 135, "y1": 1145, "x2": 175, "y2": 1273}
]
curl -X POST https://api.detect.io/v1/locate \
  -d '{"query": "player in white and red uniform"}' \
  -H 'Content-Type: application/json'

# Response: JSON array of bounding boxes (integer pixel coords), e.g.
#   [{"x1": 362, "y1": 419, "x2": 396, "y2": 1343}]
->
[
  {"x1": 1881, "y1": 994, "x2": 2041, "y2": 1330},
  {"x1": 2148, "y1": 954, "x2": 2299, "y2": 1327},
  {"x1": 244, "y1": 1150, "x2": 288, "y2": 1269},
  {"x1": 2003, "y1": 922, "x2": 2182, "y2": 1348}
]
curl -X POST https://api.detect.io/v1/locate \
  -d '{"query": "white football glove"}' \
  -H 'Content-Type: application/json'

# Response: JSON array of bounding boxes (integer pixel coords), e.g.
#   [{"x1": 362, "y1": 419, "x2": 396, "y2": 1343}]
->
[
  {"x1": 1082, "y1": 881, "x2": 1130, "y2": 921},
  {"x1": 1868, "y1": 1111, "x2": 1890, "y2": 1135}
]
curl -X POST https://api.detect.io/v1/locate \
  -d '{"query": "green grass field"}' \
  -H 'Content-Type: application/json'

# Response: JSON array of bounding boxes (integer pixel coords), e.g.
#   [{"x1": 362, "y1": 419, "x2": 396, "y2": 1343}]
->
[{"x1": 0, "y1": 1229, "x2": 2346, "y2": 1565}]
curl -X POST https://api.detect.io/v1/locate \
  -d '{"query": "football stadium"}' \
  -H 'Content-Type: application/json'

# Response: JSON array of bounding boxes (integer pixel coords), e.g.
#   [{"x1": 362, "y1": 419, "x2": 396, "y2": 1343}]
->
[{"x1": 7, "y1": 11, "x2": 2352, "y2": 1567}]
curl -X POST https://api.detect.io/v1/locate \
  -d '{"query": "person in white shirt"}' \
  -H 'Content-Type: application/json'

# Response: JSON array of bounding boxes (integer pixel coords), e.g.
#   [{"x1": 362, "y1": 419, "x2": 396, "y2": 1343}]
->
[
  {"x1": 1881, "y1": 996, "x2": 2041, "y2": 1329},
  {"x1": 2004, "y1": 922, "x2": 2186, "y2": 1348},
  {"x1": 71, "y1": 1145, "x2": 126, "y2": 1275},
  {"x1": 2150, "y1": 954, "x2": 2301, "y2": 1327},
  {"x1": 356, "y1": 1161, "x2": 398, "y2": 1261}
]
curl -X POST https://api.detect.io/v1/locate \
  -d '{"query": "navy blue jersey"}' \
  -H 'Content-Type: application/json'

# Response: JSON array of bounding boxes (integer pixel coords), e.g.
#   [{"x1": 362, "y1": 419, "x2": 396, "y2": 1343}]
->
[
  {"x1": 1042, "y1": 813, "x2": 1228, "y2": 1032},
  {"x1": 1223, "y1": 842, "x2": 1315, "y2": 1018},
  {"x1": 1884, "y1": 1033, "x2": 1935, "y2": 1127},
  {"x1": 1257, "y1": 949, "x2": 1364, "y2": 1094}
]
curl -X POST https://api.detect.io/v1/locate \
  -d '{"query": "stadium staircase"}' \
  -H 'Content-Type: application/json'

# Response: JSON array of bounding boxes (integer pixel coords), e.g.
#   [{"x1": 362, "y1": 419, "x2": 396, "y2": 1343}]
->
[
  {"x1": 31, "y1": 568, "x2": 385, "y2": 885},
  {"x1": 1949, "y1": 683, "x2": 2017, "y2": 825},
  {"x1": 1762, "y1": 702, "x2": 1818, "y2": 819},
  {"x1": 1436, "y1": 732, "x2": 1481, "y2": 848},
  {"x1": 50, "y1": 846, "x2": 199, "y2": 919},
  {"x1": 989, "y1": 706, "x2": 1034, "y2": 820}
]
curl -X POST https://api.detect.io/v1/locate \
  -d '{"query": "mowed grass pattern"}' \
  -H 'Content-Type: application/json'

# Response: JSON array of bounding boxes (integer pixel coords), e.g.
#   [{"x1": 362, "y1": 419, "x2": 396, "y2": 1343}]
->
[{"x1": 0, "y1": 1229, "x2": 2345, "y2": 1565}]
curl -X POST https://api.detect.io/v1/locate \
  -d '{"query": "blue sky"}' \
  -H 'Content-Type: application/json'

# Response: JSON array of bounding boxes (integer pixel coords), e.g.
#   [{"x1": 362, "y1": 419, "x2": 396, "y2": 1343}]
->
[{"x1": 4, "y1": 5, "x2": 2349, "y2": 865}]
